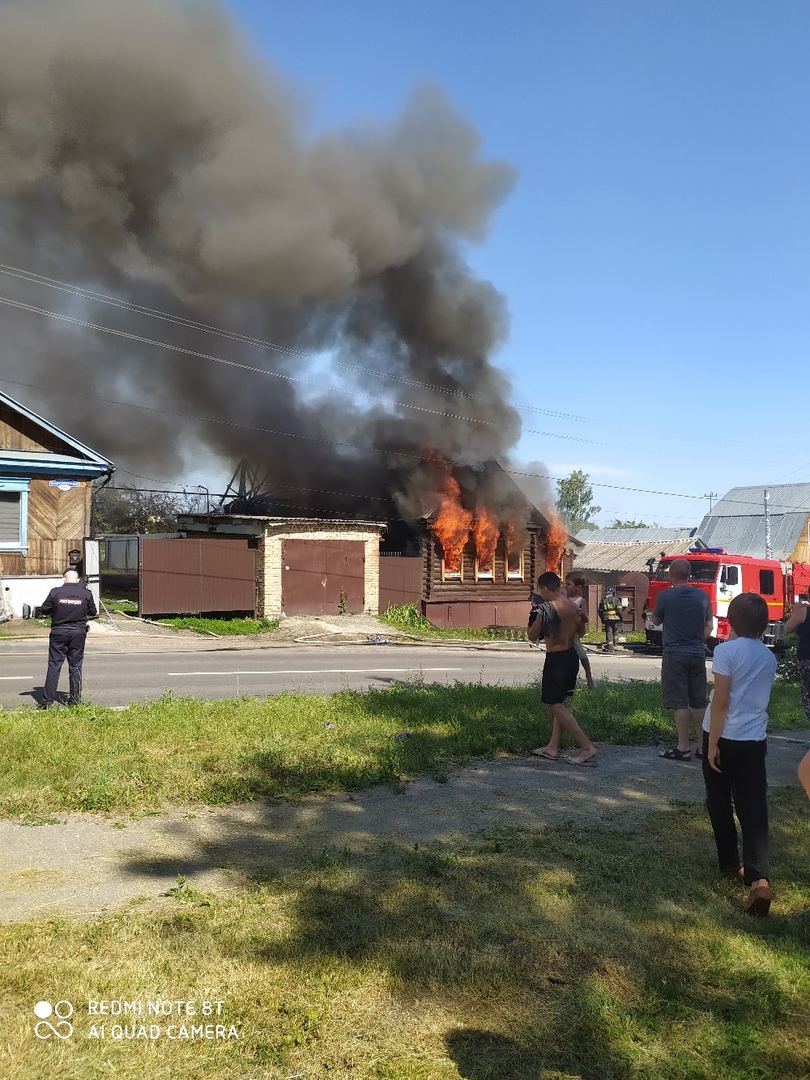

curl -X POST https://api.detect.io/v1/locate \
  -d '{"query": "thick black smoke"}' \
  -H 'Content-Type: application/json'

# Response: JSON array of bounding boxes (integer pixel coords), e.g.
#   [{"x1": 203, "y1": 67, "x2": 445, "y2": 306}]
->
[{"x1": 0, "y1": 0, "x2": 524, "y2": 521}]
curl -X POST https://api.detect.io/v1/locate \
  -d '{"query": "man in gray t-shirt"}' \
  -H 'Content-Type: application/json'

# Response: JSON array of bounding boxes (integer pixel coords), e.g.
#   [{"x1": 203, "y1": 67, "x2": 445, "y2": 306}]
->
[{"x1": 651, "y1": 558, "x2": 713, "y2": 761}]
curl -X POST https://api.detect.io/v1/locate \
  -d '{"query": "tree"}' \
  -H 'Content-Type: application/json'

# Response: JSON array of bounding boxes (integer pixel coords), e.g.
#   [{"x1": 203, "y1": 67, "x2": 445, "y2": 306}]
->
[
  {"x1": 94, "y1": 485, "x2": 206, "y2": 534},
  {"x1": 556, "y1": 469, "x2": 601, "y2": 534},
  {"x1": 610, "y1": 518, "x2": 649, "y2": 529}
]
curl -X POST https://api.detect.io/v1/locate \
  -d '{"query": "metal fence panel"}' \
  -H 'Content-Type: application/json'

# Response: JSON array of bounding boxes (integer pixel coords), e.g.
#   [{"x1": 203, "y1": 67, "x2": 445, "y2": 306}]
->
[
  {"x1": 378, "y1": 555, "x2": 423, "y2": 613},
  {"x1": 140, "y1": 537, "x2": 256, "y2": 615}
]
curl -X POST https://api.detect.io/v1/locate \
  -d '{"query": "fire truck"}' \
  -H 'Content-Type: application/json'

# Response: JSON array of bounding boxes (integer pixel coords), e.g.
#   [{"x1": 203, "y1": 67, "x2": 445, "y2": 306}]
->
[{"x1": 644, "y1": 549, "x2": 810, "y2": 650}]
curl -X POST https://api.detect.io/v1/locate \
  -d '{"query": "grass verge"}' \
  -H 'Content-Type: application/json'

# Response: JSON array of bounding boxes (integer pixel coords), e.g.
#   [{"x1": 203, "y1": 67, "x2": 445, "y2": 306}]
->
[
  {"x1": 150, "y1": 616, "x2": 281, "y2": 636},
  {"x1": 0, "y1": 680, "x2": 804, "y2": 819},
  {"x1": 1, "y1": 787, "x2": 808, "y2": 1079}
]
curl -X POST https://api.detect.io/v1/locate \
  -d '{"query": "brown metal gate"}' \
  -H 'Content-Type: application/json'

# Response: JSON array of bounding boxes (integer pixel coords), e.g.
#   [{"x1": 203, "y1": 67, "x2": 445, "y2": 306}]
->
[
  {"x1": 378, "y1": 555, "x2": 423, "y2": 613},
  {"x1": 282, "y1": 539, "x2": 365, "y2": 616},
  {"x1": 140, "y1": 537, "x2": 256, "y2": 616}
]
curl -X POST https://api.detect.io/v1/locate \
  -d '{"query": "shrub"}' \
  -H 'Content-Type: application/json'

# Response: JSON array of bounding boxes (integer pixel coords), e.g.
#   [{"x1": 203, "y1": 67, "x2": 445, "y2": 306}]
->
[{"x1": 775, "y1": 635, "x2": 799, "y2": 683}]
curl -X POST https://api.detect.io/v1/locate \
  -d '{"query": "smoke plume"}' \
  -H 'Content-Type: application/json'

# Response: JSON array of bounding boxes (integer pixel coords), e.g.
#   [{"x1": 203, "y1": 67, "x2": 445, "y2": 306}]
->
[{"x1": 0, "y1": 0, "x2": 525, "y2": 522}]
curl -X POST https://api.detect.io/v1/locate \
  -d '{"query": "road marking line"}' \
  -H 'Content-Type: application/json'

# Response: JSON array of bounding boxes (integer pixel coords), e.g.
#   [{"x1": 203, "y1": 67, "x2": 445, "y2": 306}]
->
[
  {"x1": 165, "y1": 667, "x2": 463, "y2": 676},
  {"x1": 0, "y1": 676, "x2": 34, "y2": 680}
]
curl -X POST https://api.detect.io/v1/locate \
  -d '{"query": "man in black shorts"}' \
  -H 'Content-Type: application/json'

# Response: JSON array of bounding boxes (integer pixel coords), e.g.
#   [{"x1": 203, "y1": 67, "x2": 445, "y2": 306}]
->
[
  {"x1": 527, "y1": 571, "x2": 597, "y2": 766},
  {"x1": 651, "y1": 558, "x2": 713, "y2": 761}
]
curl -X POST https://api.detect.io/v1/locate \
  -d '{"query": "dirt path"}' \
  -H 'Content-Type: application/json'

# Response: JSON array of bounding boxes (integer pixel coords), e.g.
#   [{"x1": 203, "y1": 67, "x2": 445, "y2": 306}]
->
[{"x1": 1, "y1": 730, "x2": 807, "y2": 923}]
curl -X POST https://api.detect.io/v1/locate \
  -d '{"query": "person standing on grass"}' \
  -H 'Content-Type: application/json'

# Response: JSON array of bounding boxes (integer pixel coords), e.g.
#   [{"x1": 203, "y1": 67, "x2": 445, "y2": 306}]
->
[
  {"x1": 39, "y1": 568, "x2": 97, "y2": 708},
  {"x1": 563, "y1": 571, "x2": 595, "y2": 690},
  {"x1": 651, "y1": 558, "x2": 713, "y2": 761},
  {"x1": 528, "y1": 571, "x2": 598, "y2": 767},
  {"x1": 702, "y1": 593, "x2": 777, "y2": 917}
]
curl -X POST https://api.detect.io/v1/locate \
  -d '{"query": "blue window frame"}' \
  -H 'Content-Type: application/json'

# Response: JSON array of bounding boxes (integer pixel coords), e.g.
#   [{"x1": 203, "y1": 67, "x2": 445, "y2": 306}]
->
[{"x1": 0, "y1": 478, "x2": 29, "y2": 554}]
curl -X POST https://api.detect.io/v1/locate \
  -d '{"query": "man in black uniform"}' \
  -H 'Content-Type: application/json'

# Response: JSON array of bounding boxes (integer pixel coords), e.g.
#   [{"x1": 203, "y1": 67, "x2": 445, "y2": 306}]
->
[{"x1": 40, "y1": 569, "x2": 97, "y2": 707}]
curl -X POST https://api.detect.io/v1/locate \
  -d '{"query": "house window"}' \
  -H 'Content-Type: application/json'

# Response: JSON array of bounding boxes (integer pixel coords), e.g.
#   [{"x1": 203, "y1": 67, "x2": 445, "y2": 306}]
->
[
  {"x1": 0, "y1": 478, "x2": 29, "y2": 553},
  {"x1": 506, "y1": 548, "x2": 524, "y2": 581},
  {"x1": 475, "y1": 558, "x2": 494, "y2": 582},
  {"x1": 441, "y1": 559, "x2": 463, "y2": 582}
]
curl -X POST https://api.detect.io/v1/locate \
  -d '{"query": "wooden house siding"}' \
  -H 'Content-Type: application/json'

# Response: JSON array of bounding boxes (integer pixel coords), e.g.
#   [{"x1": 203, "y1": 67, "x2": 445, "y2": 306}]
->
[
  {"x1": 0, "y1": 479, "x2": 90, "y2": 576},
  {"x1": 788, "y1": 515, "x2": 810, "y2": 564},
  {"x1": 0, "y1": 400, "x2": 73, "y2": 455}
]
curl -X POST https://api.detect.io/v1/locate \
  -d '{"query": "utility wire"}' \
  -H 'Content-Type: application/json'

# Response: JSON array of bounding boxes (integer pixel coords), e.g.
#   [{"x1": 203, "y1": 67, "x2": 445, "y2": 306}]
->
[
  {"x1": 3, "y1": 372, "x2": 806, "y2": 515},
  {"x1": 0, "y1": 294, "x2": 615, "y2": 447},
  {"x1": 0, "y1": 261, "x2": 594, "y2": 425},
  {"x1": 5, "y1": 372, "x2": 808, "y2": 512}
]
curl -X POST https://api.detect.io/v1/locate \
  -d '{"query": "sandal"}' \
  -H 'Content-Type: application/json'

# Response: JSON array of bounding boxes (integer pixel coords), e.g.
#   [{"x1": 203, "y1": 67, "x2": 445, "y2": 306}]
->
[{"x1": 659, "y1": 747, "x2": 692, "y2": 761}]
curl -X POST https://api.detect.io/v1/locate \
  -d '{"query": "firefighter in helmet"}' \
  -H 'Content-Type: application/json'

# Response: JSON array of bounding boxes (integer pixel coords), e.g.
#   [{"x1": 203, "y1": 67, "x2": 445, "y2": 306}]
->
[{"x1": 598, "y1": 586, "x2": 623, "y2": 653}]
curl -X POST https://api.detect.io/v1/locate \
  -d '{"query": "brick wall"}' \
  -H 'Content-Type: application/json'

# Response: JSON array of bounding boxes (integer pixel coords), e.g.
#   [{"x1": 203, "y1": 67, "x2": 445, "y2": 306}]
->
[{"x1": 257, "y1": 523, "x2": 383, "y2": 618}]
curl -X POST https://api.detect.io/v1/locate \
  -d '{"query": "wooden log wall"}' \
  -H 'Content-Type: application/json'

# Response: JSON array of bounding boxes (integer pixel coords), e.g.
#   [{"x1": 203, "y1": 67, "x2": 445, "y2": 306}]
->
[{"x1": 425, "y1": 531, "x2": 539, "y2": 600}]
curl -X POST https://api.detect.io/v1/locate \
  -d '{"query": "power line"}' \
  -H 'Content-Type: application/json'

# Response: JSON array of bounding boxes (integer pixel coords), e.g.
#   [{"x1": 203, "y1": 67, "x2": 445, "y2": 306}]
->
[
  {"x1": 0, "y1": 373, "x2": 714, "y2": 508},
  {"x1": 2, "y1": 373, "x2": 806, "y2": 516},
  {"x1": 0, "y1": 261, "x2": 595, "y2": 426},
  {"x1": 0, "y1": 294, "x2": 616, "y2": 447}
]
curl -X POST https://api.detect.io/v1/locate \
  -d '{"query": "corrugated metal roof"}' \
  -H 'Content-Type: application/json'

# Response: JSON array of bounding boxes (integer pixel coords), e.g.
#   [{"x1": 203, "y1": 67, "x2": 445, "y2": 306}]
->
[
  {"x1": 709, "y1": 484, "x2": 810, "y2": 517},
  {"x1": 576, "y1": 526, "x2": 697, "y2": 545},
  {"x1": 695, "y1": 483, "x2": 810, "y2": 560},
  {"x1": 697, "y1": 512, "x2": 808, "y2": 560},
  {"x1": 573, "y1": 538, "x2": 697, "y2": 573}
]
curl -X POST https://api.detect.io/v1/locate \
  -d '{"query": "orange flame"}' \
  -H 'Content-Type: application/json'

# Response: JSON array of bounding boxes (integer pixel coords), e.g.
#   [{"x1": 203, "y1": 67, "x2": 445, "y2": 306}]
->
[
  {"x1": 473, "y1": 504, "x2": 500, "y2": 572},
  {"x1": 505, "y1": 521, "x2": 529, "y2": 555},
  {"x1": 544, "y1": 511, "x2": 568, "y2": 572},
  {"x1": 429, "y1": 462, "x2": 472, "y2": 572}
]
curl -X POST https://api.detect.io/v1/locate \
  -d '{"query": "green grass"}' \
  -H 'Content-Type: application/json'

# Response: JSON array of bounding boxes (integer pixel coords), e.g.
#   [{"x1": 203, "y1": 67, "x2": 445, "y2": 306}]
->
[
  {"x1": 0, "y1": 680, "x2": 804, "y2": 819},
  {"x1": 151, "y1": 615, "x2": 281, "y2": 636},
  {"x1": 581, "y1": 629, "x2": 646, "y2": 645},
  {"x1": 1, "y1": 787, "x2": 808, "y2": 1079},
  {"x1": 101, "y1": 597, "x2": 139, "y2": 614}
]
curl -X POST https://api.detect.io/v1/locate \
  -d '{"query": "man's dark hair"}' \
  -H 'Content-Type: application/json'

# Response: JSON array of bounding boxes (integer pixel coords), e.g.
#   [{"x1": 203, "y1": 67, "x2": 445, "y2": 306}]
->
[
  {"x1": 727, "y1": 593, "x2": 769, "y2": 639},
  {"x1": 668, "y1": 558, "x2": 691, "y2": 581},
  {"x1": 537, "y1": 571, "x2": 561, "y2": 591}
]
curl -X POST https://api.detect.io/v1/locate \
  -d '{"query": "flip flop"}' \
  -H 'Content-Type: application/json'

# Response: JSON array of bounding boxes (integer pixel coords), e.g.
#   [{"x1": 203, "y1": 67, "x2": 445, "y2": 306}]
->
[
  {"x1": 567, "y1": 755, "x2": 598, "y2": 767},
  {"x1": 530, "y1": 748, "x2": 559, "y2": 761}
]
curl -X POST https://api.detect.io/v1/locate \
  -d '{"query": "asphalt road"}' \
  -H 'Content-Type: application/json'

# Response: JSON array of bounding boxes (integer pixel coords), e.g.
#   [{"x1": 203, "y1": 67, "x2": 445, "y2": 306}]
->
[{"x1": 0, "y1": 639, "x2": 662, "y2": 709}]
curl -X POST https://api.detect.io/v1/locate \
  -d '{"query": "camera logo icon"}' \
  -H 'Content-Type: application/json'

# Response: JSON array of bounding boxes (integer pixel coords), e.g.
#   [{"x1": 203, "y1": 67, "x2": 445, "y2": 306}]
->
[{"x1": 34, "y1": 1000, "x2": 74, "y2": 1039}]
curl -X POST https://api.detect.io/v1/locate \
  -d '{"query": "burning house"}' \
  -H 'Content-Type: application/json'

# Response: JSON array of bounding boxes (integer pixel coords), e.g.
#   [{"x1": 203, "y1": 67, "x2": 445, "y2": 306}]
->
[
  {"x1": 378, "y1": 457, "x2": 577, "y2": 628},
  {"x1": 0, "y1": 0, "x2": 576, "y2": 626},
  {"x1": 175, "y1": 455, "x2": 578, "y2": 627}
]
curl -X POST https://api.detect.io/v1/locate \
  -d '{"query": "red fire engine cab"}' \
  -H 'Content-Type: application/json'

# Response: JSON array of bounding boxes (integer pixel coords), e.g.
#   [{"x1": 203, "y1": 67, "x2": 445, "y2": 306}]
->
[{"x1": 645, "y1": 549, "x2": 810, "y2": 650}]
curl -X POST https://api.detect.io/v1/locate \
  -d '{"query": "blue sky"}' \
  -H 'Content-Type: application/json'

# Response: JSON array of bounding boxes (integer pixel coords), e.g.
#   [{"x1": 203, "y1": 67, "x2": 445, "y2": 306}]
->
[{"x1": 225, "y1": 0, "x2": 810, "y2": 527}]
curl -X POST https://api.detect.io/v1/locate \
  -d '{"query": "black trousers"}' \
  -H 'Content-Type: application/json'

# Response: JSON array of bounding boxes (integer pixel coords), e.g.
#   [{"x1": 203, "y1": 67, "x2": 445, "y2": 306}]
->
[
  {"x1": 43, "y1": 626, "x2": 88, "y2": 705},
  {"x1": 701, "y1": 731, "x2": 769, "y2": 885},
  {"x1": 603, "y1": 620, "x2": 621, "y2": 648}
]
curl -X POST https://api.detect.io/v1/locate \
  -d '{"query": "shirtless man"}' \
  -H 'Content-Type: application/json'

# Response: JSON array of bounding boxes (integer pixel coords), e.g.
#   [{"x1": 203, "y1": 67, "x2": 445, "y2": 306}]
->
[{"x1": 528, "y1": 570, "x2": 598, "y2": 766}]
